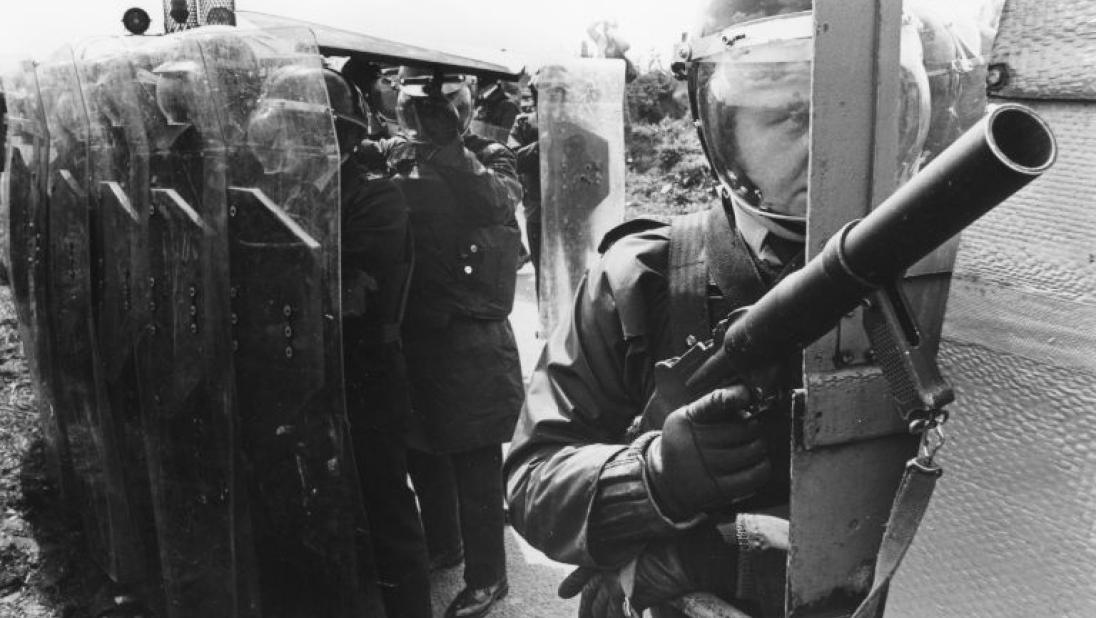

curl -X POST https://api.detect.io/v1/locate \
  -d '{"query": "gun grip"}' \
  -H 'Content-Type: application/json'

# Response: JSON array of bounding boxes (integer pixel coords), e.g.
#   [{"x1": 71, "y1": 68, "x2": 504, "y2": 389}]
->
[{"x1": 863, "y1": 283, "x2": 954, "y2": 419}]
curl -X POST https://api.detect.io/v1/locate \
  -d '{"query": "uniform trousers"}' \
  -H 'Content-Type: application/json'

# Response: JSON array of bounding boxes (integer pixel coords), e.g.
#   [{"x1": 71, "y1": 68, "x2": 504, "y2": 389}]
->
[
  {"x1": 408, "y1": 444, "x2": 507, "y2": 588},
  {"x1": 351, "y1": 427, "x2": 432, "y2": 618}
]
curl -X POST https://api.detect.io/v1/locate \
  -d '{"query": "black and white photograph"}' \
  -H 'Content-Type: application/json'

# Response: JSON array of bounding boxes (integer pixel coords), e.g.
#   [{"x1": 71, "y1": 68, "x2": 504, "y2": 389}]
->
[{"x1": 0, "y1": 0, "x2": 1092, "y2": 616}]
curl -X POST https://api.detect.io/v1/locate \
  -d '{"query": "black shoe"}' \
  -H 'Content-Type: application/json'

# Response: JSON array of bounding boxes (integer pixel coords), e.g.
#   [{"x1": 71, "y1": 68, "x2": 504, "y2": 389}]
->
[
  {"x1": 429, "y1": 547, "x2": 464, "y2": 572},
  {"x1": 444, "y1": 579, "x2": 509, "y2": 618}
]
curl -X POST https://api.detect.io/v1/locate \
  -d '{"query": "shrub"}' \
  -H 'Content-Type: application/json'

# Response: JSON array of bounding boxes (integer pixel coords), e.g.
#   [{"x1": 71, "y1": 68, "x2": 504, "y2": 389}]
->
[
  {"x1": 625, "y1": 117, "x2": 718, "y2": 220},
  {"x1": 625, "y1": 70, "x2": 687, "y2": 124}
]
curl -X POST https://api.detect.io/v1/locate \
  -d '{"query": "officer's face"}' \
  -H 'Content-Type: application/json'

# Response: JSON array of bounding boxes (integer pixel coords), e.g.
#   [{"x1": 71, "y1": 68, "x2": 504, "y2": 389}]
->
[{"x1": 731, "y1": 100, "x2": 810, "y2": 219}]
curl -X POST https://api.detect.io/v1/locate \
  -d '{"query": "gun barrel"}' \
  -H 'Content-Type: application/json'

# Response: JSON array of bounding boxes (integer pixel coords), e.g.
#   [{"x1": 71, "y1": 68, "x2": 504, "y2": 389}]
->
[{"x1": 686, "y1": 103, "x2": 1056, "y2": 394}]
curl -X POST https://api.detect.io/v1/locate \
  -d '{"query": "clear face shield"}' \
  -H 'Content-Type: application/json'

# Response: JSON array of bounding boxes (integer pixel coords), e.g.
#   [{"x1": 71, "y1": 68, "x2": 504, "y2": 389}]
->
[
  {"x1": 689, "y1": 11, "x2": 930, "y2": 239},
  {"x1": 395, "y1": 73, "x2": 475, "y2": 144}
]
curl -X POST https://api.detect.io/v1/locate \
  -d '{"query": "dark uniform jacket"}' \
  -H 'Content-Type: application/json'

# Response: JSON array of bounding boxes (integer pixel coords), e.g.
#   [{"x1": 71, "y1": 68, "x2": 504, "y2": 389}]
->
[
  {"x1": 508, "y1": 112, "x2": 540, "y2": 210},
  {"x1": 340, "y1": 153, "x2": 413, "y2": 431},
  {"x1": 504, "y1": 206, "x2": 795, "y2": 568},
  {"x1": 371, "y1": 133, "x2": 526, "y2": 453}
]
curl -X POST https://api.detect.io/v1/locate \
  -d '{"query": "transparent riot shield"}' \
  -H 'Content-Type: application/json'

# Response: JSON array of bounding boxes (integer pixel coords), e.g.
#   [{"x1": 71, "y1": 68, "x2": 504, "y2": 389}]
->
[
  {"x1": 124, "y1": 34, "x2": 248, "y2": 617},
  {"x1": 39, "y1": 46, "x2": 140, "y2": 580},
  {"x1": 195, "y1": 27, "x2": 379, "y2": 617},
  {"x1": 1, "y1": 60, "x2": 69, "y2": 495},
  {"x1": 75, "y1": 39, "x2": 162, "y2": 593},
  {"x1": 537, "y1": 59, "x2": 626, "y2": 335}
]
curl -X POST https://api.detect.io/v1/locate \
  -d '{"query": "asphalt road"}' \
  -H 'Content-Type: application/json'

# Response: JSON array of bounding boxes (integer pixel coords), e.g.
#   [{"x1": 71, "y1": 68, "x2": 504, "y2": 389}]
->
[{"x1": 428, "y1": 259, "x2": 581, "y2": 617}]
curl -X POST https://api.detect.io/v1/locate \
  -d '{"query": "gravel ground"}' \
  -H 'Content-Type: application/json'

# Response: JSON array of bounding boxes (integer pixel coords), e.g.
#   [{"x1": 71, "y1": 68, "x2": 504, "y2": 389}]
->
[{"x1": 0, "y1": 285, "x2": 121, "y2": 618}]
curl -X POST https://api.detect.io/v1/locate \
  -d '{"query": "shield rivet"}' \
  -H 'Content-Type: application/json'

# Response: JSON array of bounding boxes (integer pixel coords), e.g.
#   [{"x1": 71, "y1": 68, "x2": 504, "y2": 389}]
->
[
  {"x1": 283, "y1": 305, "x2": 293, "y2": 318},
  {"x1": 285, "y1": 346, "x2": 294, "y2": 359},
  {"x1": 284, "y1": 325, "x2": 293, "y2": 338}
]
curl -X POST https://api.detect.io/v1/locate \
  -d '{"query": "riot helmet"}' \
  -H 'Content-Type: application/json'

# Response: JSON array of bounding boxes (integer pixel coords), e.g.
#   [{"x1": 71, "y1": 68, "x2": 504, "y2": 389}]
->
[
  {"x1": 152, "y1": 60, "x2": 205, "y2": 126},
  {"x1": 197, "y1": 30, "x2": 262, "y2": 140},
  {"x1": 341, "y1": 57, "x2": 397, "y2": 138},
  {"x1": 394, "y1": 65, "x2": 476, "y2": 144},
  {"x1": 245, "y1": 64, "x2": 337, "y2": 175},
  {"x1": 90, "y1": 59, "x2": 133, "y2": 128},
  {"x1": 675, "y1": 0, "x2": 931, "y2": 242},
  {"x1": 322, "y1": 68, "x2": 371, "y2": 154}
]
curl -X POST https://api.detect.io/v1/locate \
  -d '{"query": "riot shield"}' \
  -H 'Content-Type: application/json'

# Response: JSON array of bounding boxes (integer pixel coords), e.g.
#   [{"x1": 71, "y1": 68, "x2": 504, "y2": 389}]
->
[
  {"x1": 537, "y1": 59, "x2": 626, "y2": 335},
  {"x1": 124, "y1": 34, "x2": 249, "y2": 617},
  {"x1": 196, "y1": 27, "x2": 379, "y2": 617},
  {"x1": 0, "y1": 60, "x2": 68, "y2": 495},
  {"x1": 75, "y1": 39, "x2": 161, "y2": 592},
  {"x1": 39, "y1": 46, "x2": 141, "y2": 581}
]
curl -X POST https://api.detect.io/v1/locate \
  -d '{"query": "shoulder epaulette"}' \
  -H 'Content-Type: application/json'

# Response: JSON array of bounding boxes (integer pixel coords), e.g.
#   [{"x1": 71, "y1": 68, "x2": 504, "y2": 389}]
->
[{"x1": 597, "y1": 218, "x2": 666, "y2": 254}]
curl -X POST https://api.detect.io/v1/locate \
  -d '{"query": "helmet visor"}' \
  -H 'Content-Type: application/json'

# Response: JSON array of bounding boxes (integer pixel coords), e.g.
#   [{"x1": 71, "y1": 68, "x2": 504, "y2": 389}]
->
[
  {"x1": 694, "y1": 11, "x2": 930, "y2": 220},
  {"x1": 694, "y1": 12, "x2": 813, "y2": 221}
]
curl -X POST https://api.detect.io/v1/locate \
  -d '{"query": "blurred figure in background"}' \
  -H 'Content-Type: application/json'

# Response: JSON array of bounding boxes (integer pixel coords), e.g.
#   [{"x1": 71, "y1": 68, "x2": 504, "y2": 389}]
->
[
  {"x1": 325, "y1": 67, "x2": 432, "y2": 618},
  {"x1": 366, "y1": 65, "x2": 525, "y2": 618}
]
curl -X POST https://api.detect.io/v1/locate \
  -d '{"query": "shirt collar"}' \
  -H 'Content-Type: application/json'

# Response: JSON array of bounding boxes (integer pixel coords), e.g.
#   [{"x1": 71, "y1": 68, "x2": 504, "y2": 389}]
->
[{"x1": 730, "y1": 199, "x2": 770, "y2": 259}]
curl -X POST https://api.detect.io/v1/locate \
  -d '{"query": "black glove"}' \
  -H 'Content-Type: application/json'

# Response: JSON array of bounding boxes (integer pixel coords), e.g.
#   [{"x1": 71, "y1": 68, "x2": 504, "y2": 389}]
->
[
  {"x1": 413, "y1": 96, "x2": 463, "y2": 145},
  {"x1": 559, "y1": 568, "x2": 629, "y2": 618},
  {"x1": 515, "y1": 141, "x2": 540, "y2": 174},
  {"x1": 559, "y1": 526, "x2": 738, "y2": 616},
  {"x1": 645, "y1": 385, "x2": 772, "y2": 521}
]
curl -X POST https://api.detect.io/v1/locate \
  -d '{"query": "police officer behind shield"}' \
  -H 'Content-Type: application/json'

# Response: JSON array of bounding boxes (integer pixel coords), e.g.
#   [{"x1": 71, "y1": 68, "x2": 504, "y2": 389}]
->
[
  {"x1": 503, "y1": 0, "x2": 957, "y2": 615},
  {"x1": 247, "y1": 63, "x2": 432, "y2": 617},
  {"x1": 366, "y1": 65, "x2": 524, "y2": 618},
  {"x1": 324, "y1": 68, "x2": 432, "y2": 618}
]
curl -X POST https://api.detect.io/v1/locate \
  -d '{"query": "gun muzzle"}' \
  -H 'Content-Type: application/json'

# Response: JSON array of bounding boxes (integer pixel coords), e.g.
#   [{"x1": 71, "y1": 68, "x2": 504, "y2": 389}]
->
[{"x1": 687, "y1": 103, "x2": 1056, "y2": 394}]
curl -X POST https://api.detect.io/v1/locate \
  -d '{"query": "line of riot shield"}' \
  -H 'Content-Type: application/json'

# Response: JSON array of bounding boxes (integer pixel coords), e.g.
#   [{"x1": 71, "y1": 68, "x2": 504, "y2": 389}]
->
[
  {"x1": 39, "y1": 45, "x2": 142, "y2": 583},
  {"x1": 1, "y1": 60, "x2": 68, "y2": 496},
  {"x1": 123, "y1": 34, "x2": 253, "y2": 617},
  {"x1": 195, "y1": 26, "x2": 381, "y2": 617},
  {"x1": 75, "y1": 38, "x2": 163, "y2": 594}
]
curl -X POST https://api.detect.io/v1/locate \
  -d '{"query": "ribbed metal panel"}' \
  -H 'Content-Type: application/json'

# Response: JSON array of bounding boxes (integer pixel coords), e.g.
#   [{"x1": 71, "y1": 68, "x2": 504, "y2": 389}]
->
[
  {"x1": 888, "y1": 100, "x2": 1096, "y2": 616},
  {"x1": 990, "y1": 0, "x2": 1096, "y2": 99}
]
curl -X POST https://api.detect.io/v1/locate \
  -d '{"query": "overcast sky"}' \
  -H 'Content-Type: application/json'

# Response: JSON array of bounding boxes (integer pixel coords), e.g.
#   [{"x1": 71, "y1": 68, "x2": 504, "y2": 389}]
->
[{"x1": 0, "y1": 0, "x2": 701, "y2": 69}]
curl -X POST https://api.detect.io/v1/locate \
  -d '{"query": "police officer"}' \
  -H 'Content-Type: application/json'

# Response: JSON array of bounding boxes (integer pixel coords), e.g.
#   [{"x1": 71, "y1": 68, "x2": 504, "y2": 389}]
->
[
  {"x1": 471, "y1": 78, "x2": 520, "y2": 144},
  {"x1": 503, "y1": 1, "x2": 948, "y2": 616},
  {"x1": 367, "y1": 65, "x2": 524, "y2": 618},
  {"x1": 507, "y1": 79, "x2": 541, "y2": 294},
  {"x1": 327, "y1": 68, "x2": 432, "y2": 618}
]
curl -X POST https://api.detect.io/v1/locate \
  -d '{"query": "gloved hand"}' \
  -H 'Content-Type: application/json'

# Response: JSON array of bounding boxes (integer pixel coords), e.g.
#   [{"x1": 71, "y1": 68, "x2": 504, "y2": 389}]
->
[
  {"x1": 413, "y1": 96, "x2": 463, "y2": 145},
  {"x1": 645, "y1": 385, "x2": 772, "y2": 521},
  {"x1": 515, "y1": 141, "x2": 540, "y2": 174},
  {"x1": 559, "y1": 568, "x2": 629, "y2": 618},
  {"x1": 559, "y1": 526, "x2": 739, "y2": 616},
  {"x1": 414, "y1": 137, "x2": 473, "y2": 170}
]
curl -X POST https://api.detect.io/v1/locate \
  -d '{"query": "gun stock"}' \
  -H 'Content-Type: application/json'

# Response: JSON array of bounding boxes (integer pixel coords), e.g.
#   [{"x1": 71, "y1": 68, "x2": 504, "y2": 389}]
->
[{"x1": 655, "y1": 103, "x2": 1057, "y2": 412}]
